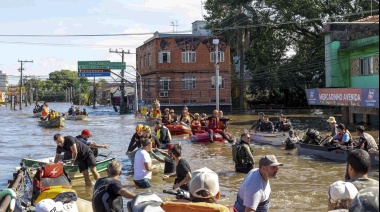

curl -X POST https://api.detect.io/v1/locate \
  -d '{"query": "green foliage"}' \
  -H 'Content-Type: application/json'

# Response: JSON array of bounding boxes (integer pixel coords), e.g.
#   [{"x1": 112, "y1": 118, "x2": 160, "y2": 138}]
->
[{"x1": 204, "y1": 0, "x2": 379, "y2": 108}]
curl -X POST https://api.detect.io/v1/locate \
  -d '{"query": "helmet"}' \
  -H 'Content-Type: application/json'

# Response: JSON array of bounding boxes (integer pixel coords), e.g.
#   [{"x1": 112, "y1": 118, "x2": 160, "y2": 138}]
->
[
  {"x1": 143, "y1": 125, "x2": 151, "y2": 134},
  {"x1": 135, "y1": 124, "x2": 143, "y2": 132}
]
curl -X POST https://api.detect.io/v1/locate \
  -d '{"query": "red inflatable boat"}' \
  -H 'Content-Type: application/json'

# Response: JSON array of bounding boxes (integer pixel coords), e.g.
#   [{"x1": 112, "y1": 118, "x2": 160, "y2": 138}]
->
[{"x1": 190, "y1": 131, "x2": 231, "y2": 143}]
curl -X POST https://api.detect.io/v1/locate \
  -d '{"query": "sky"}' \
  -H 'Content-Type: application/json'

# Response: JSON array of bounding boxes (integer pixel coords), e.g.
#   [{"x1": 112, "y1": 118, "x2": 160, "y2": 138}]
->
[{"x1": 0, "y1": 0, "x2": 206, "y2": 84}]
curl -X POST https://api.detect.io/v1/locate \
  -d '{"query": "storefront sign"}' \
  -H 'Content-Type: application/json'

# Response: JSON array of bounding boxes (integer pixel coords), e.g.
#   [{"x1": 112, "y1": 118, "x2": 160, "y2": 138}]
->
[{"x1": 305, "y1": 88, "x2": 378, "y2": 108}]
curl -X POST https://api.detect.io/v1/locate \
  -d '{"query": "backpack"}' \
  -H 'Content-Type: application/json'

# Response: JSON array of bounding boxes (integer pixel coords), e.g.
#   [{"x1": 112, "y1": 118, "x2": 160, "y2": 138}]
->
[{"x1": 232, "y1": 143, "x2": 246, "y2": 164}]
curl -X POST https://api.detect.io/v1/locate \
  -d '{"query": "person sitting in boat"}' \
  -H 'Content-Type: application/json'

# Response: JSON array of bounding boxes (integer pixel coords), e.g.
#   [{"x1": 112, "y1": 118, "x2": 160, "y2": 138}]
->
[
  {"x1": 162, "y1": 108, "x2": 171, "y2": 125},
  {"x1": 75, "y1": 107, "x2": 82, "y2": 115},
  {"x1": 275, "y1": 114, "x2": 293, "y2": 132},
  {"x1": 233, "y1": 133, "x2": 254, "y2": 173},
  {"x1": 151, "y1": 144, "x2": 176, "y2": 175},
  {"x1": 218, "y1": 110, "x2": 230, "y2": 131},
  {"x1": 207, "y1": 110, "x2": 234, "y2": 143},
  {"x1": 68, "y1": 106, "x2": 74, "y2": 116},
  {"x1": 49, "y1": 110, "x2": 56, "y2": 120},
  {"x1": 200, "y1": 113, "x2": 208, "y2": 127},
  {"x1": 155, "y1": 120, "x2": 172, "y2": 149},
  {"x1": 327, "y1": 116, "x2": 338, "y2": 137},
  {"x1": 250, "y1": 112, "x2": 265, "y2": 132},
  {"x1": 327, "y1": 123, "x2": 353, "y2": 146},
  {"x1": 180, "y1": 106, "x2": 195, "y2": 121},
  {"x1": 76, "y1": 129, "x2": 109, "y2": 157},
  {"x1": 355, "y1": 125, "x2": 378, "y2": 152},
  {"x1": 40, "y1": 101, "x2": 50, "y2": 121},
  {"x1": 169, "y1": 109, "x2": 178, "y2": 124},
  {"x1": 93, "y1": 160, "x2": 136, "y2": 212},
  {"x1": 82, "y1": 108, "x2": 88, "y2": 116},
  {"x1": 256, "y1": 115, "x2": 274, "y2": 133},
  {"x1": 281, "y1": 129, "x2": 299, "y2": 150},
  {"x1": 181, "y1": 113, "x2": 191, "y2": 126},
  {"x1": 161, "y1": 167, "x2": 230, "y2": 212},
  {"x1": 162, "y1": 144, "x2": 192, "y2": 191},
  {"x1": 142, "y1": 125, "x2": 160, "y2": 149}
]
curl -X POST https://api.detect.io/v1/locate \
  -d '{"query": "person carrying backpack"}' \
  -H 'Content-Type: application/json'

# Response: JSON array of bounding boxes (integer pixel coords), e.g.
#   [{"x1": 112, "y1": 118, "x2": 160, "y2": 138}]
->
[{"x1": 232, "y1": 133, "x2": 255, "y2": 173}]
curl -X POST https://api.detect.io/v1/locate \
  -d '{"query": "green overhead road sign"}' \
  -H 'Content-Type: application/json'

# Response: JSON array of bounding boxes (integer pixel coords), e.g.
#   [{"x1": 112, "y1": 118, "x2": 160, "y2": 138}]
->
[
  {"x1": 78, "y1": 61, "x2": 110, "y2": 69},
  {"x1": 109, "y1": 62, "x2": 126, "y2": 70}
]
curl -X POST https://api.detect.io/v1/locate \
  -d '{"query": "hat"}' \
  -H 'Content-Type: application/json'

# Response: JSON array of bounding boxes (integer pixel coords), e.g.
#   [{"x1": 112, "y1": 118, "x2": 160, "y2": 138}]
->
[
  {"x1": 189, "y1": 167, "x2": 219, "y2": 199},
  {"x1": 327, "y1": 117, "x2": 336, "y2": 123},
  {"x1": 167, "y1": 144, "x2": 173, "y2": 151},
  {"x1": 35, "y1": 199, "x2": 63, "y2": 212},
  {"x1": 349, "y1": 187, "x2": 379, "y2": 212},
  {"x1": 259, "y1": 155, "x2": 283, "y2": 167},
  {"x1": 81, "y1": 129, "x2": 92, "y2": 137},
  {"x1": 329, "y1": 181, "x2": 358, "y2": 203}
]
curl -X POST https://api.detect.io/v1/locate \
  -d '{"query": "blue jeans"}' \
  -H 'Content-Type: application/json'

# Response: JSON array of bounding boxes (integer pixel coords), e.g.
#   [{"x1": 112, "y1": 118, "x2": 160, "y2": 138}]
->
[{"x1": 134, "y1": 178, "x2": 151, "y2": 188}]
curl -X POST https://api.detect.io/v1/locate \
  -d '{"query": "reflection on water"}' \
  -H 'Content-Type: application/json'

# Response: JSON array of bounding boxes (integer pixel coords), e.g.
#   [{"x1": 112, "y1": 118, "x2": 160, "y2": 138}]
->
[{"x1": 0, "y1": 103, "x2": 378, "y2": 211}]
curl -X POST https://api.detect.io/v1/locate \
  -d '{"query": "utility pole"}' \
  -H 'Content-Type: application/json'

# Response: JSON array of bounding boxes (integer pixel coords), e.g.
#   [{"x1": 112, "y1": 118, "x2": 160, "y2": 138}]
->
[
  {"x1": 213, "y1": 39, "x2": 220, "y2": 111},
  {"x1": 93, "y1": 77, "x2": 96, "y2": 109},
  {"x1": 18, "y1": 60, "x2": 33, "y2": 110},
  {"x1": 109, "y1": 48, "x2": 130, "y2": 114}
]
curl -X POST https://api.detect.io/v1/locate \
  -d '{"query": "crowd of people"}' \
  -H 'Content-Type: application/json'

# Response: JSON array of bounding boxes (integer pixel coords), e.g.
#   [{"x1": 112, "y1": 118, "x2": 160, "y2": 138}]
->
[{"x1": 44, "y1": 108, "x2": 379, "y2": 212}]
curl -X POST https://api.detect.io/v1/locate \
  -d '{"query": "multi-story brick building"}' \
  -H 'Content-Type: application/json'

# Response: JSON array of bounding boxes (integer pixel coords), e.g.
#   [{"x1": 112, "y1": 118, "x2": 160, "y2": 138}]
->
[{"x1": 136, "y1": 21, "x2": 232, "y2": 113}]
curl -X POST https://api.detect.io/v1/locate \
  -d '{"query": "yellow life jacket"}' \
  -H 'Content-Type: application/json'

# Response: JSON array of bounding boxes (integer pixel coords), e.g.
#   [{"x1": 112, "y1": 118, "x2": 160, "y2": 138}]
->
[
  {"x1": 157, "y1": 126, "x2": 172, "y2": 141},
  {"x1": 49, "y1": 113, "x2": 55, "y2": 120},
  {"x1": 161, "y1": 201, "x2": 231, "y2": 212}
]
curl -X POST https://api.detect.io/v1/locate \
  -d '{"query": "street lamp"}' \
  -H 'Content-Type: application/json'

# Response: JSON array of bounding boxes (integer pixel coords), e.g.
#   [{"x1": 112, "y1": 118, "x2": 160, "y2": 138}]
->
[
  {"x1": 213, "y1": 39, "x2": 220, "y2": 111},
  {"x1": 125, "y1": 65, "x2": 142, "y2": 101}
]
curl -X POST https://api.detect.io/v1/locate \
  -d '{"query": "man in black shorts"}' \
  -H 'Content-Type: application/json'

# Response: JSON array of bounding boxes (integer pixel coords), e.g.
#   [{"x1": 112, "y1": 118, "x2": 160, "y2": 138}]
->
[{"x1": 53, "y1": 133, "x2": 100, "y2": 185}]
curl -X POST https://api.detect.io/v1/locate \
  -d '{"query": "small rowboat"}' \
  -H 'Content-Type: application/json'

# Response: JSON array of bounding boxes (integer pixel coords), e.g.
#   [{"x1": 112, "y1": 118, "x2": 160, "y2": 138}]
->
[
  {"x1": 190, "y1": 131, "x2": 231, "y2": 143},
  {"x1": 21, "y1": 155, "x2": 115, "y2": 180},
  {"x1": 249, "y1": 131, "x2": 289, "y2": 146},
  {"x1": 296, "y1": 143, "x2": 379, "y2": 167},
  {"x1": 65, "y1": 115, "x2": 88, "y2": 121},
  {"x1": 38, "y1": 116, "x2": 65, "y2": 128}
]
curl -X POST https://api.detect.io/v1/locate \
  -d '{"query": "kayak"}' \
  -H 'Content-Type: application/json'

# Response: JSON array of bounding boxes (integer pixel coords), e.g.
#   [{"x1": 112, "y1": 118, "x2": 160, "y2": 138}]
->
[
  {"x1": 249, "y1": 131, "x2": 289, "y2": 146},
  {"x1": 165, "y1": 124, "x2": 191, "y2": 135},
  {"x1": 190, "y1": 131, "x2": 231, "y2": 143},
  {"x1": 296, "y1": 143, "x2": 379, "y2": 167}
]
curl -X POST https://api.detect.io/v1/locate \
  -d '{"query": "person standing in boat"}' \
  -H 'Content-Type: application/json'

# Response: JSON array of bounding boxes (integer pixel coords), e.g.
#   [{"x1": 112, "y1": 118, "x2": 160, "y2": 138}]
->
[
  {"x1": 250, "y1": 112, "x2": 265, "y2": 132},
  {"x1": 92, "y1": 161, "x2": 136, "y2": 212},
  {"x1": 53, "y1": 133, "x2": 100, "y2": 186},
  {"x1": 256, "y1": 116, "x2": 274, "y2": 133},
  {"x1": 355, "y1": 125, "x2": 378, "y2": 152},
  {"x1": 327, "y1": 116, "x2": 338, "y2": 137}
]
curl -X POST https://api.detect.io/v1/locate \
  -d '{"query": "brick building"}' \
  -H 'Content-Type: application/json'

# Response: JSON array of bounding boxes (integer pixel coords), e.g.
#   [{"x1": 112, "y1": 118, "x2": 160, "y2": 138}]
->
[{"x1": 136, "y1": 21, "x2": 232, "y2": 113}]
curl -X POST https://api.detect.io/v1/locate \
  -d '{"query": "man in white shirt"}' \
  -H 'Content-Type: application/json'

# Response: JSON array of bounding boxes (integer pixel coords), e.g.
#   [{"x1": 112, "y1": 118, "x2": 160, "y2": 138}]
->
[{"x1": 133, "y1": 138, "x2": 154, "y2": 188}]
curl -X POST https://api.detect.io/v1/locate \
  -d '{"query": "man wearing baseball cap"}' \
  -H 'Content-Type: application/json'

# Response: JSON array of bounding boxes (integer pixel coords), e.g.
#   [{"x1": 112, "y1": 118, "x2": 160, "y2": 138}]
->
[
  {"x1": 76, "y1": 129, "x2": 109, "y2": 157},
  {"x1": 327, "y1": 116, "x2": 338, "y2": 137},
  {"x1": 234, "y1": 155, "x2": 283, "y2": 212}
]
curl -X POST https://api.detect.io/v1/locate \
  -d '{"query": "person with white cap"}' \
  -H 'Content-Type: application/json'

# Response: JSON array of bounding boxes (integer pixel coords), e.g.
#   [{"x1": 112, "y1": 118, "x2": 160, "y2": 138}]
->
[
  {"x1": 233, "y1": 155, "x2": 283, "y2": 212},
  {"x1": 327, "y1": 181, "x2": 358, "y2": 211},
  {"x1": 161, "y1": 167, "x2": 230, "y2": 212},
  {"x1": 35, "y1": 199, "x2": 66, "y2": 212}
]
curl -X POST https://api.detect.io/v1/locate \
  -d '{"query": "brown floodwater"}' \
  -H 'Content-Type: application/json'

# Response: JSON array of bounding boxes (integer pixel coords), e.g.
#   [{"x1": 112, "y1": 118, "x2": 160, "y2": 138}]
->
[{"x1": 0, "y1": 103, "x2": 378, "y2": 211}]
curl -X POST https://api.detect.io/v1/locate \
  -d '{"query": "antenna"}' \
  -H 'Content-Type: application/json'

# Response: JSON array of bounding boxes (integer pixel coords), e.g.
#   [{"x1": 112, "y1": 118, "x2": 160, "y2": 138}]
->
[
  {"x1": 170, "y1": 21, "x2": 178, "y2": 34},
  {"x1": 201, "y1": 1, "x2": 204, "y2": 20}
]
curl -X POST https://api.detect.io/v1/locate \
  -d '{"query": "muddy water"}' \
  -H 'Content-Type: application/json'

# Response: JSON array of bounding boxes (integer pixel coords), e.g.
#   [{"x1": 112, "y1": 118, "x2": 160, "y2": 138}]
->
[{"x1": 0, "y1": 103, "x2": 378, "y2": 211}]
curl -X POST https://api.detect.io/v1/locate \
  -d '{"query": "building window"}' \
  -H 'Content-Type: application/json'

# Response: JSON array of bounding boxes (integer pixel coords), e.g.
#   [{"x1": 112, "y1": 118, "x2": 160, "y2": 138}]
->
[
  {"x1": 159, "y1": 51, "x2": 171, "y2": 63},
  {"x1": 210, "y1": 51, "x2": 225, "y2": 62},
  {"x1": 182, "y1": 77, "x2": 196, "y2": 90},
  {"x1": 182, "y1": 51, "x2": 196, "y2": 63},
  {"x1": 160, "y1": 77, "x2": 171, "y2": 90},
  {"x1": 140, "y1": 57, "x2": 144, "y2": 68},
  {"x1": 144, "y1": 55, "x2": 147, "y2": 67},
  {"x1": 211, "y1": 76, "x2": 225, "y2": 89},
  {"x1": 360, "y1": 57, "x2": 373, "y2": 75},
  {"x1": 148, "y1": 53, "x2": 151, "y2": 66}
]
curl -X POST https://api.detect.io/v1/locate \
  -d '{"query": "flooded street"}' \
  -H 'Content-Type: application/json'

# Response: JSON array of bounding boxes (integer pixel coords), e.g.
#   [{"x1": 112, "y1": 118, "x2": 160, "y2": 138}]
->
[{"x1": 0, "y1": 103, "x2": 378, "y2": 211}]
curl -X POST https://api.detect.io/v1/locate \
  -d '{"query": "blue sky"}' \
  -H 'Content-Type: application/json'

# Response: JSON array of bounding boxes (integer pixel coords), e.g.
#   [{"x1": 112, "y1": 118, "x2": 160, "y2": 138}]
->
[{"x1": 0, "y1": 0, "x2": 205, "y2": 84}]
